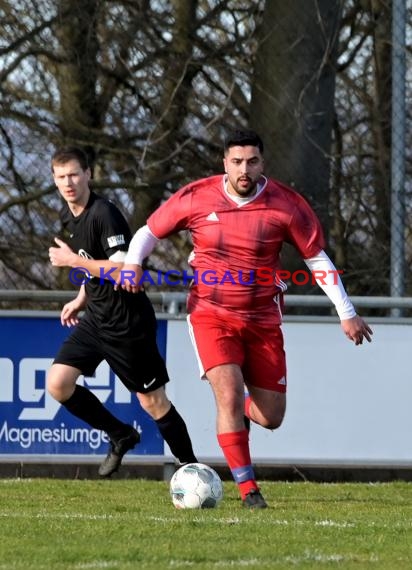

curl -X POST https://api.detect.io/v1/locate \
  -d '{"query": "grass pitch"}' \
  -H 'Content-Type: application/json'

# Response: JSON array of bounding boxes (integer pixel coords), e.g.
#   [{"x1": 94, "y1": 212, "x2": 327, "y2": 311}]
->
[{"x1": 1, "y1": 479, "x2": 412, "y2": 569}]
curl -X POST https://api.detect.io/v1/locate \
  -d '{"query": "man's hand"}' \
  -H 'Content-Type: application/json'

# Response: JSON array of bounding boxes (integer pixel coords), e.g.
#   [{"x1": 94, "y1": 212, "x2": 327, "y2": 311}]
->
[
  {"x1": 341, "y1": 315, "x2": 373, "y2": 345},
  {"x1": 49, "y1": 237, "x2": 77, "y2": 267},
  {"x1": 60, "y1": 300, "x2": 81, "y2": 327},
  {"x1": 115, "y1": 263, "x2": 143, "y2": 293}
]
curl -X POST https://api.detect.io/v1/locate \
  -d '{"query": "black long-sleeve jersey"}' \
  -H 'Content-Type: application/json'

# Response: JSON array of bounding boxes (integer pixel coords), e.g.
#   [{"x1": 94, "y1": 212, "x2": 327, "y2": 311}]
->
[{"x1": 60, "y1": 192, "x2": 156, "y2": 338}]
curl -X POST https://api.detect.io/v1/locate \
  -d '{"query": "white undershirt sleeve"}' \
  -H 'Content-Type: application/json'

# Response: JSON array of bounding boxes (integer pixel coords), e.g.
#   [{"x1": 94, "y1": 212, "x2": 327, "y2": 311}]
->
[
  {"x1": 109, "y1": 251, "x2": 127, "y2": 262},
  {"x1": 124, "y1": 225, "x2": 159, "y2": 265},
  {"x1": 304, "y1": 250, "x2": 356, "y2": 320}
]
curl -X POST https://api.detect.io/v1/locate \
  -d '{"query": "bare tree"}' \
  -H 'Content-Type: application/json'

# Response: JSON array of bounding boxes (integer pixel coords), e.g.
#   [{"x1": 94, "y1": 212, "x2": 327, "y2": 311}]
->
[
  {"x1": 332, "y1": 0, "x2": 395, "y2": 296},
  {"x1": 0, "y1": 0, "x2": 410, "y2": 302},
  {"x1": 0, "y1": 0, "x2": 261, "y2": 292}
]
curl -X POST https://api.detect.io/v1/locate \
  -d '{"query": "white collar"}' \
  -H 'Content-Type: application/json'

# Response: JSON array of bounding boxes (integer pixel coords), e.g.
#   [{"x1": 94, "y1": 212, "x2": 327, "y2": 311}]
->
[{"x1": 223, "y1": 175, "x2": 268, "y2": 206}]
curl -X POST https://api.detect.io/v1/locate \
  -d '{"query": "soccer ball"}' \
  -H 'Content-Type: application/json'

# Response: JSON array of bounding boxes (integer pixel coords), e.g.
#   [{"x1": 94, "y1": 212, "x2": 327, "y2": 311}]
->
[{"x1": 170, "y1": 462, "x2": 223, "y2": 509}]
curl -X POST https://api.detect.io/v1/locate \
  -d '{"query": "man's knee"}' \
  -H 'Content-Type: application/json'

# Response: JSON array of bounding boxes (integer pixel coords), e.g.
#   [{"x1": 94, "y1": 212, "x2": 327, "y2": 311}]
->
[
  {"x1": 249, "y1": 391, "x2": 286, "y2": 430},
  {"x1": 46, "y1": 364, "x2": 77, "y2": 401},
  {"x1": 254, "y1": 408, "x2": 285, "y2": 430},
  {"x1": 263, "y1": 414, "x2": 284, "y2": 430},
  {"x1": 47, "y1": 380, "x2": 65, "y2": 402},
  {"x1": 46, "y1": 370, "x2": 60, "y2": 398},
  {"x1": 137, "y1": 387, "x2": 170, "y2": 419}
]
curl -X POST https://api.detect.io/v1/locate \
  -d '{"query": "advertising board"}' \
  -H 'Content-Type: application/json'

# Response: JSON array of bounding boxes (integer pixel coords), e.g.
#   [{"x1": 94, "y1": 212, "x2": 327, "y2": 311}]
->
[{"x1": 0, "y1": 315, "x2": 166, "y2": 457}]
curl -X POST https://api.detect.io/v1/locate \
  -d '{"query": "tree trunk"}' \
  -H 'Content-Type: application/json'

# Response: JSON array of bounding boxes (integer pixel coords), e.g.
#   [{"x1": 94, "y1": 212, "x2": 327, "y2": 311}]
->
[
  {"x1": 250, "y1": 0, "x2": 342, "y2": 232},
  {"x1": 132, "y1": 0, "x2": 198, "y2": 229},
  {"x1": 369, "y1": 0, "x2": 392, "y2": 292},
  {"x1": 54, "y1": 0, "x2": 101, "y2": 161}
]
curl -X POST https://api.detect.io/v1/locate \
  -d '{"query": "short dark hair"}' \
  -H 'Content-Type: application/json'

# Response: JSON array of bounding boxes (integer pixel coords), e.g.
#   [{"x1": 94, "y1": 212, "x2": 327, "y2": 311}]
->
[
  {"x1": 224, "y1": 129, "x2": 264, "y2": 154},
  {"x1": 51, "y1": 147, "x2": 89, "y2": 172}
]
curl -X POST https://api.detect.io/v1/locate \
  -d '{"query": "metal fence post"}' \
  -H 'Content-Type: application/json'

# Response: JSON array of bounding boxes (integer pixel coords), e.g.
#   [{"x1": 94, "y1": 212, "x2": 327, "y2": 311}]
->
[{"x1": 390, "y1": 0, "x2": 407, "y2": 316}]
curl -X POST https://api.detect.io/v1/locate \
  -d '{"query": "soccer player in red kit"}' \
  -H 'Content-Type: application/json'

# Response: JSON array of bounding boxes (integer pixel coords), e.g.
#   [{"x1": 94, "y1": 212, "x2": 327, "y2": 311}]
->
[{"x1": 118, "y1": 129, "x2": 373, "y2": 508}]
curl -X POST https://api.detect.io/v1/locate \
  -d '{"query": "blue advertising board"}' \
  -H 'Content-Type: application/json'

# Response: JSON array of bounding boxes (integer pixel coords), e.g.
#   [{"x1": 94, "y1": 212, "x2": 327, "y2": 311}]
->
[{"x1": 0, "y1": 314, "x2": 167, "y2": 457}]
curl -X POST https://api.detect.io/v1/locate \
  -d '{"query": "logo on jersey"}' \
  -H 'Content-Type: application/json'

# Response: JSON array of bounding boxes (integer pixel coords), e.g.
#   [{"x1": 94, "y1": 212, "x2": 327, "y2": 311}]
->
[
  {"x1": 78, "y1": 249, "x2": 93, "y2": 259},
  {"x1": 107, "y1": 234, "x2": 126, "y2": 247},
  {"x1": 143, "y1": 378, "x2": 157, "y2": 390},
  {"x1": 206, "y1": 212, "x2": 219, "y2": 221}
]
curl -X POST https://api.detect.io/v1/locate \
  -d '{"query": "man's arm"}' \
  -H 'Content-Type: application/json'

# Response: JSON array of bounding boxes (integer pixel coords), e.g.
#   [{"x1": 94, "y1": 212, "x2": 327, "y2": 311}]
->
[
  {"x1": 59, "y1": 284, "x2": 87, "y2": 327},
  {"x1": 115, "y1": 225, "x2": 159, "y2": 293},
  {"x1": 304, "y1": 250, "x2": 373, "y2": 345},
  {"x1": 49, "y1": 237, "x2": 125, "y2": 283}
]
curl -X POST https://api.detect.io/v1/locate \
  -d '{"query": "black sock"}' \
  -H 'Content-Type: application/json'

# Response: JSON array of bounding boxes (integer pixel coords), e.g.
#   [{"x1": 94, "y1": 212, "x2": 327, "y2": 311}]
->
[
  {"x1": 155, "y1": 404, "x2": 197, "y2": 464},
  {"x1": 62, "y1": 384, "x2": 129, "y2": 440}
]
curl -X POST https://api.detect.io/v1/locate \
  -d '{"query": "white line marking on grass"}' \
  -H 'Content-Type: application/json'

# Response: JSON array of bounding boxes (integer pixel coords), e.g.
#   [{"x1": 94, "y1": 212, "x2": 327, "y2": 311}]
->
[
  {"x1": 0, "y1": 512, "x2": 113, "y2": 520},
  {"x1": 314, "y1": 519, "x2": 356, "y2": 528},
  {"x1": 213, "y1": 560, "x2": 262, "y2": 567},
  {"x1": 0, "y1": 479, "x2": 34, "y2": 483},
  {"x1": 284, "y1": 551, "x2": 379, "y2": 564},
  {"x1": 169, "y1": 553, "x2": 380, "y2": 567},
  {"x1": 149, "y1": 516, "x2": 241, "y2": 524},
  {"x1": 150, "y1": 515, "x2": 354, "y2": 528},
  {"x1": 75, "y1": 562, "x2": 120, "y2": 569},
  {"x1": 165, "y1": 560, "x2": 280, "y2": 568},
  {"x1": 0, "y1": 564, "x2": 121, "y2": 570}
]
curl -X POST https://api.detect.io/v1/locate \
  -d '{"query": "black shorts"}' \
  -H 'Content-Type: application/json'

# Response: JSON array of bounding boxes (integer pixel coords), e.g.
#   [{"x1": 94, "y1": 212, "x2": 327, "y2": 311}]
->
[{"x1": 53, "y1": 317, "x2": 169, "y2": 394}]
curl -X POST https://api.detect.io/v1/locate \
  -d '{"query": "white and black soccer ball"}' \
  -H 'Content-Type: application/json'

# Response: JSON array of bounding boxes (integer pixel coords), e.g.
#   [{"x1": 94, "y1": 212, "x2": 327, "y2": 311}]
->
[{"x1": 170, "y1": 462, "x2": 223, "y2": 509}]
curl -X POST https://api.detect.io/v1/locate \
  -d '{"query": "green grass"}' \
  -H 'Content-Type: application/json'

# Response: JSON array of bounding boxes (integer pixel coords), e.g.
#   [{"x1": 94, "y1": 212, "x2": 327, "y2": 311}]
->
[{"x1": 0, "y1": 479, "x2": 412, "y2": 569}]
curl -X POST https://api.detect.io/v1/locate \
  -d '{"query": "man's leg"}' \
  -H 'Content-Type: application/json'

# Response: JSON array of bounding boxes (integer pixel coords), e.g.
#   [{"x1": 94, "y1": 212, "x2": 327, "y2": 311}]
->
[
  {"x1": 206, "y1": 363, "x2": 267, "y2": 509},
  {"x1": 243, "y1": 320, "x2": 287, "y2": 430},
  {"x1": 137, "y1": 387, "x2": 197, "y2": 464},
  {"x1": 47, "y1": 364, "x2": 139, "y2": 476},
  {"x1": 108, "y1": 326, "x2": 198, "y2": 465},
  {"x1": 244, "y1": 387, "x2": 286, "y2": 430}
]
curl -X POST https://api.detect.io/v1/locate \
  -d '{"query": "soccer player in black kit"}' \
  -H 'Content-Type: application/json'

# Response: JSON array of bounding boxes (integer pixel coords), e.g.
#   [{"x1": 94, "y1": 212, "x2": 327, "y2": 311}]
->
[{"x1": 48, "y1": 147, "x2": 197, "y2": 476}]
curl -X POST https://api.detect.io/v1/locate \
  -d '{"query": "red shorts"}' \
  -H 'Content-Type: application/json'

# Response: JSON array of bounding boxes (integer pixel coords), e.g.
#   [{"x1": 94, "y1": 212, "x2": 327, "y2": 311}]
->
[{"x1": 187, "y1": 310, "x2": 286, "y2": 392}]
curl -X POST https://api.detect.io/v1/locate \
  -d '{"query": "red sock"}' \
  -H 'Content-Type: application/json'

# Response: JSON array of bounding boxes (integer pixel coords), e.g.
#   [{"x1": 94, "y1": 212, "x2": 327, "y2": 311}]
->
[{"x1": 217, "y1": 430, "x2": 258, "y2": 500}]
